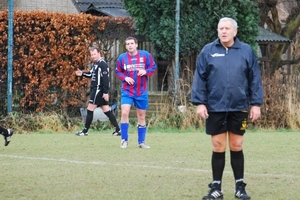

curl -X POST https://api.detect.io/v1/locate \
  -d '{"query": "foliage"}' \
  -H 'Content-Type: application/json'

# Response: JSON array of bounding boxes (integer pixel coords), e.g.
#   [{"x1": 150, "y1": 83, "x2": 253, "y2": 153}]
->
[
  {"x1": 122, "y1": 0, "x2": 259, "y2": 60},
  {"x1": 0, "y1": 10, "x2": 133, "y2": 112},
  {"x1": 2, "y1": 63, "x2": 300, "y2": 132}
]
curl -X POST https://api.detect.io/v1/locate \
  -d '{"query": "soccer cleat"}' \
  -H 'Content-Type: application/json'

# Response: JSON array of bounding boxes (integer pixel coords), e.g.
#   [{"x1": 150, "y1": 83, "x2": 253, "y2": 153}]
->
[
  {"x1": 202, "y1": 183, "x2": 223, "y2": 200},
  {"x1": 112, "y1": 130, "x2": 121, "y2": 136},
  {"x1": 138, "y1": 143, "x2": 150, "y2": 149},
  {"x1": 120, "y1": 139, "x2": 128, "y2": 148},
  {"x1": 235, "y1": 182, "x2": 251, "y2": 199},
  {"x1": 75, "y1": 131, "x2": 88, "y2": 136},
  {"x1": 4, "y1": 129, "x2": 13, "y2": 146}
]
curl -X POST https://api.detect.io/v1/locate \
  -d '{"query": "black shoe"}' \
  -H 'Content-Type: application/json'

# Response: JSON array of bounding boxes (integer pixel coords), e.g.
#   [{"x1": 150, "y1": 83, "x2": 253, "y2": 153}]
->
[
  {"x1": 202, "y1": 183, "x2": 223, "y2": 199},
  {"x1": 4, "y1": 129, "x2": 13, "y2": 146},
  {"x1": 112, "y1": 130, "x2": 121, "y2": 136},
  {"x1": 235, "y1": 182, "x2": 251, "y2": 199},
  {"x1": 75, "y1": 131, "x2": 88, "y2": 136}
]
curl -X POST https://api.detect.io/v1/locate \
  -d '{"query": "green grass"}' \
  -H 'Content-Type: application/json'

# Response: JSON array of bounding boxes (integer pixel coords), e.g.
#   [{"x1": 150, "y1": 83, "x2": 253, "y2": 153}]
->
[{"x1": 1, "y1": 130, "x2": 299, "y2": 200}]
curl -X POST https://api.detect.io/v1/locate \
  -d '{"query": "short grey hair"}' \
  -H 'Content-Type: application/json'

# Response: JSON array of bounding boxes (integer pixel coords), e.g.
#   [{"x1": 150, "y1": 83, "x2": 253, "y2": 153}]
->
[{"x1": 218, "y1": 17, "x2": 238, "y2": 29}]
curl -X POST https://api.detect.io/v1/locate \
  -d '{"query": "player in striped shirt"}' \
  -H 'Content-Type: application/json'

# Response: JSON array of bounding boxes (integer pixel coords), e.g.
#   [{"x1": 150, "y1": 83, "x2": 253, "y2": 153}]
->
[{"x1": 116, "y1": 37, "x2": 157, "y2": 148}]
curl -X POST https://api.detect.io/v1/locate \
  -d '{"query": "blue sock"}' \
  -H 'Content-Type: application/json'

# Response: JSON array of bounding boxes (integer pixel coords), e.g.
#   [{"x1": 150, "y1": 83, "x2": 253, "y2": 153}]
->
[
  {"x1": 120, "y1": 123, "x2": 129, "y2": 141},
  {"x1": 137, "y1": 125, "x2": 147, "y2": 144}
]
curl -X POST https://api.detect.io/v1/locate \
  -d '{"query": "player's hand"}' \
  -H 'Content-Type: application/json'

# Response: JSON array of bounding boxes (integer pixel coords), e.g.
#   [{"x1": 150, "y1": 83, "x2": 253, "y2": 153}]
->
[
  {"x1": 138, "y1": 69, "x2": 146, "y2": 76},
  {"x1": 249, "y1": 106, "x2": 261, "y2": 122},
  {"x1": 125, "y1": 77, "x2": 135, "y2": 85},
  {"x1": 75, "y1": 69, "x2": 83, "y2": 76},
  {"x1": 196, "y1": 104, "x2": 209, "y2": 119},
  {"x1": 103, "y1": 93, "x2": 109, "y2": 102}
]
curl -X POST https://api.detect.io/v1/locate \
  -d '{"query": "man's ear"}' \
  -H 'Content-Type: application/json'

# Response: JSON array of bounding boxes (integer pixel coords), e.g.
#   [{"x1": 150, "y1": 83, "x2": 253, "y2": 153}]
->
[{"x1": 234, "y1": 29, "x2": 238, "y2": 37}]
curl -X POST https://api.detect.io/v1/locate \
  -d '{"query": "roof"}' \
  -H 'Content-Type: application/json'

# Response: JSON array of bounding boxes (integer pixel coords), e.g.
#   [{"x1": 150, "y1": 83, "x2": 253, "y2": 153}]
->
[
  {"x1": 256, "y1": 27, "x2": 291, "y2": 43},
  {"x1": 72, "y1": 0, "x2": 129, "y2": 17}
]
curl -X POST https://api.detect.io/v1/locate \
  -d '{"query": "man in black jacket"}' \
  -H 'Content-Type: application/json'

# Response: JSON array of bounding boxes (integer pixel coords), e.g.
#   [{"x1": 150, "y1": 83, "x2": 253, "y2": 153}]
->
[
  {"x1": 75, "y1": 44, "x2": 120, "y2": 136},
  {"x1": 191, "y1": 17, "x2": 263, "y2": 200}
]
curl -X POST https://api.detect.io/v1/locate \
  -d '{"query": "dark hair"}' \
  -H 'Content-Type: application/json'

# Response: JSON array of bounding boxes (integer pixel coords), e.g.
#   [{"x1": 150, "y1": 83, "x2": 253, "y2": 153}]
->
[
  {"x1": 125, "y1": 36, "x2": 138, "y2": 44},
  {"x1": 89, "y1": 42, "x2": 100, "y2": 52}
]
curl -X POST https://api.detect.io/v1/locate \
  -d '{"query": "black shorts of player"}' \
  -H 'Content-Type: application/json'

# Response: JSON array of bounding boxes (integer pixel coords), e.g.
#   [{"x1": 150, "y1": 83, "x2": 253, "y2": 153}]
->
[
  {"x1": 88, "y1": 88, "x2": 109, "y2": 106},
  {"x1": 206, "y1": 111, "x2": 248, "y2": 136}
]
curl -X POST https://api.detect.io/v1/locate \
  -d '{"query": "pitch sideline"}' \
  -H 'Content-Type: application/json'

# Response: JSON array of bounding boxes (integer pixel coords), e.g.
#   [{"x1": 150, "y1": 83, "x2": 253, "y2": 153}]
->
[{"x1": 0, "y1": 153, "x2": 299, "y2": 179}]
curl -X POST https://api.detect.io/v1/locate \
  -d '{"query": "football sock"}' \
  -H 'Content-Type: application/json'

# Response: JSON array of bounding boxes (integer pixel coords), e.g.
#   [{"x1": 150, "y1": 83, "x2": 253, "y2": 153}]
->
[
  {"x1": 120, "y1": 123, "x2": 129, "y2": 141},
  {"x1": 235, "y1": 178, "x2": 244, "y2": 183},
  {"x1": 212, "y1": 151, "x2": 225, "y2": 188},
  {"x1": 137, "y1": 125, "x2": 147, "y2": 144},
  {"x1": 230, "y1": 150, "x2": 244, "y2": 180},
  {"x1": 83, "y1": 110, "x2": 93, "y2": 133},
  {"x1": 104, "y1": 111, "x2": 120, "y2": 132}
]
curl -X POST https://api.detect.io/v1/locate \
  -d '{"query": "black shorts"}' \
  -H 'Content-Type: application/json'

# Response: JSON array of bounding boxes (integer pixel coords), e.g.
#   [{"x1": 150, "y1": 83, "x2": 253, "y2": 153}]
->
[
  {"x1": 89, "y1": 88, "x2": 108, "y2": 106},
  {"x1": 206, "y1": 112, "x2": 248, "y2": 135}
]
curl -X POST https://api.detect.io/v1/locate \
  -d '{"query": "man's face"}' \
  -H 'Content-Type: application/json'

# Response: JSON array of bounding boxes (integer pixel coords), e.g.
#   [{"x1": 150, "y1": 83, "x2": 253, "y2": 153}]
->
[
  {"x1": 125, "y1": 39, "x2": 138, "y2": 54},
  {"x1": 90, "y1": 49, "x2": 101, "y2": 62},
  {"x1": 217, "y1": 21, "x2": 237, "y2": 47}
]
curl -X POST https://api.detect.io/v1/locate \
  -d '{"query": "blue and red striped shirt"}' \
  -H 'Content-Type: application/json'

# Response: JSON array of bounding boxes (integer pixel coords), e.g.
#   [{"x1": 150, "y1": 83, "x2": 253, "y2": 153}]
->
[{"x1": 115, "y1": 50, "x2": 157, "y2": 97}]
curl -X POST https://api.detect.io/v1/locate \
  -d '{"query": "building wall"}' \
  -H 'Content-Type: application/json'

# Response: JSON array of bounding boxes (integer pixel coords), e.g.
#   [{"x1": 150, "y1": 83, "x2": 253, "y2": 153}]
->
[{"x1": 0, "y1": 0, "x2": 78, "y2": 14}]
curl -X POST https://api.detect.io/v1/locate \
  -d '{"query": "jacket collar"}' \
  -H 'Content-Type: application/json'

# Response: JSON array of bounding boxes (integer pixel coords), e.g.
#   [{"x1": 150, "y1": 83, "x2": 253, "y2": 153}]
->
[{"x1": 214, "y1": 37, "x2": 241, "y2": 49}]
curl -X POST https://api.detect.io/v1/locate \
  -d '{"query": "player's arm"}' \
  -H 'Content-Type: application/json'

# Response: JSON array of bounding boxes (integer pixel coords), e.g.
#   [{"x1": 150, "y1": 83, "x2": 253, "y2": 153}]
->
[
  {"x1": 115, "y1": 57, "x2": 127, "y2": 81},
  {"x1": 75, "y1": 68, "x2": 92, "y2": 78},
  {"x1": 145, "y1": 53, "x2": 157, "y2": 77}
]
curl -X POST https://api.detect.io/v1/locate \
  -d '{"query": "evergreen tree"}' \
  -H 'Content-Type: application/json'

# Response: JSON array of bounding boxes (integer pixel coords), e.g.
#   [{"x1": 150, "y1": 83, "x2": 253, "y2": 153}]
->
[{"x1": 122, "y1": 0, "x2": 259, "y2": 59}]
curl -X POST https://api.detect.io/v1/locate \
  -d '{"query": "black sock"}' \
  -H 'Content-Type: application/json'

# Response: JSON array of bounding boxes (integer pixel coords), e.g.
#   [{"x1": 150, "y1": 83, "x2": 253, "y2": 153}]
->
[
  {"x1": 83, "y1": 110, "x2": 93, "y2": 133},
  {"x1": 104, "y1": 111, "x2": 120, "y2": 132},
  {"x1": 212, "y1": 151, "x2": 225, "y2": 188},
  {"x1": 230, "y1": 150, "x2": 244, "y2": 181}
]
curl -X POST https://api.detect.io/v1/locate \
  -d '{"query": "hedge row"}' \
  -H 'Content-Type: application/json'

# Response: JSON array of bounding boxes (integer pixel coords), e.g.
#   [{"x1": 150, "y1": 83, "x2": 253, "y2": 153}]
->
[{"x1": 0, "y1": 10, "x2": 133, "y2": 112}]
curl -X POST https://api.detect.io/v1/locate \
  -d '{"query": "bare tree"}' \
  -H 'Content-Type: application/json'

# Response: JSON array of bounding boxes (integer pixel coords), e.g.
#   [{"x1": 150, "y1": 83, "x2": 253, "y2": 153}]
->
[{"x1": 258, "y1": 0, "x2": 300, "y2": 73}]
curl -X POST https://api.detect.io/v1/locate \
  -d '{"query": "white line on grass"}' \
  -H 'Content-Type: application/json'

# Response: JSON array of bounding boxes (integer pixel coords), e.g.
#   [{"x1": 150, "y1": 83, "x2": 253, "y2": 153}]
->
[{"x1": 1, "y1": 154, "x2": 299, "y2": 179}]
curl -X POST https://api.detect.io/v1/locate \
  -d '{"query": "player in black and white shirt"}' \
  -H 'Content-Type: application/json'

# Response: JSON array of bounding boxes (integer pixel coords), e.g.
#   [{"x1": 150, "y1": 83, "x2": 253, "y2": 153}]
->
[{"x1": 75, "y1": 45, "x2": 120, "y2": 136}]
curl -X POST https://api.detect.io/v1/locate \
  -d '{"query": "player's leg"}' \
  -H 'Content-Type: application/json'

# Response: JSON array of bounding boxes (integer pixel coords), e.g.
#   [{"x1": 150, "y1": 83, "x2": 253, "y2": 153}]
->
[
  {"x1": 228, "y1": 112, "x2": 251, "y2": 199},
  {"x1": 76, "y1": 103, "x2": 97, "y2": 136},
  {"x1": 101, "y1": 105, "x2": 120, "y2": 136},
  {"x1": 211, "y1": 133, "x2": 227, "y2": 185},
  {"x1": 136, "y1": 109, "x2": 148, "y2": 148},
  {"x1": 203, "y1": 112, "x2": 228, "y2": 199},
  {"x1": 119, "y1": 94, "x2": 133, "y2": 148},
  {"x1": 0, "y1": 125, "x2": 13, "y2": 146},
  {"x1": 134, "y1": 95, "x2": 149, "y2": 148},
  {"x1": 76, "y1": 88, "x2": 98, "y2": 136}
]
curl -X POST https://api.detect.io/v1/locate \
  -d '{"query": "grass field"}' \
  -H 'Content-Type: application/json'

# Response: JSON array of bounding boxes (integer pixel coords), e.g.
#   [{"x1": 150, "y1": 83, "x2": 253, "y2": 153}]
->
[{"x1": 0, "y1": 129, "x2": 299, "y2": 200}]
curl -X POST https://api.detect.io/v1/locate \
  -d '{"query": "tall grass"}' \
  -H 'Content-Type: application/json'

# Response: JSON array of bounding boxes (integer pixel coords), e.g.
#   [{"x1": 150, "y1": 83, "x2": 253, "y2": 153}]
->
[
  {"x1": 258, "y1": 74, "x2": 300, "y2": 130},
  {"x1": 0, "y1": 111, "x2": 82, "y2": 134}
]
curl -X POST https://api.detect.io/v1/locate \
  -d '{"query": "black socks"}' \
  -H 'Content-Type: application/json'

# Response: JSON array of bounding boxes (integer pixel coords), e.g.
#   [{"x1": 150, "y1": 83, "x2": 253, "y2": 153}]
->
[
  {"x1": 230, "y1": 150, "x2": 244, "y2": 180},
  {"x1": 212, "y1": 151, "x2": 226, "y2": 187},
  {"x1": 104, "y1": 111, "x2": 120, "y2": 132}
]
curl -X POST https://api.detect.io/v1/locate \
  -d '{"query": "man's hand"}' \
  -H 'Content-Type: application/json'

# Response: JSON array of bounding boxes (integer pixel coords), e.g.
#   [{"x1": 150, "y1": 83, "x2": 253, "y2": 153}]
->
[
  {"x1": 138, "y1": 69, "x2": 146, "y2": 76},
  {"x1": 249, "y1": 106, "x2": 261, "y2": 122},
  {"x1": 125, "y1": 77, "x2": 135, "y2": 85},
  {"x1": 103, "y1": 93, "x2": 109, "y2": 102},
  {"x1": 75, "y1": 69, "x2": 83, "y2": 76},
  {"x1": 196, "y1": 104, "x2": 209, "y2": 119}
]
